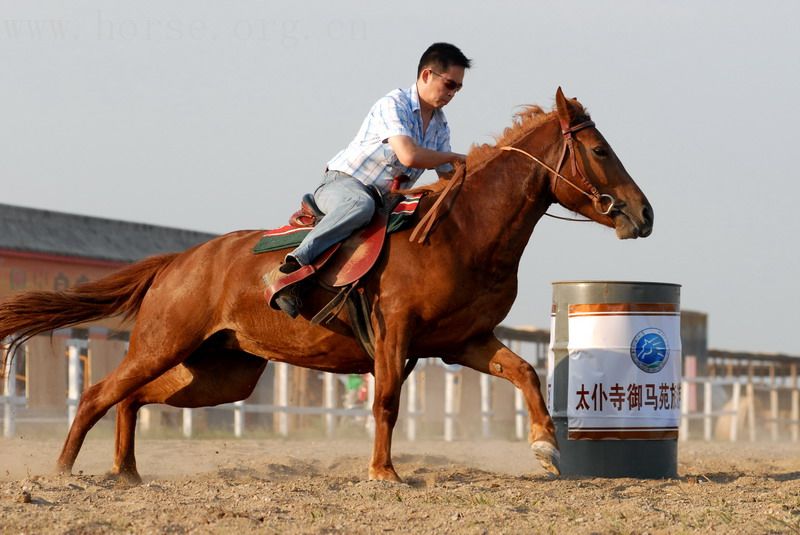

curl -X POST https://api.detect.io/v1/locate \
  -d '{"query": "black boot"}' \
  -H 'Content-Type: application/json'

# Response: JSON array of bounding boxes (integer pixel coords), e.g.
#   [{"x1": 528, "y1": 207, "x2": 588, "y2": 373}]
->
[{"x1": 264, "y1": 259, "x2": 303, "y2": 318}]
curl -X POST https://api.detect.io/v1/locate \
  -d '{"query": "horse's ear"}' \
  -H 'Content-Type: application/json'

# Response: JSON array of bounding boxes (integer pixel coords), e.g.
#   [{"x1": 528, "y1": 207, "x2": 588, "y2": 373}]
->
[{"x1": 555, "y1": 87, "x2": 577, "y2": 131}]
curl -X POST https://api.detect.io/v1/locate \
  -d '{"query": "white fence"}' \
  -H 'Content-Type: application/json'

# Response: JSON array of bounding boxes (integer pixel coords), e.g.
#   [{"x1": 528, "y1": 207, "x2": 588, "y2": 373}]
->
[
  {"x1": 679, "y1": 374, "x2": 800, "y2": 442},
  {"x1": 2, "y1": 347, "x2": 26, "y2": 438},
  {"x1": 158, "y1": 357, "x2": 539, "y2": 442},
  {"x1": 2, "y1": 330, "x2": 549, "y2": 442},
  {"x1": 4, "y1": 333, "x2": 799, "y2": 443}
]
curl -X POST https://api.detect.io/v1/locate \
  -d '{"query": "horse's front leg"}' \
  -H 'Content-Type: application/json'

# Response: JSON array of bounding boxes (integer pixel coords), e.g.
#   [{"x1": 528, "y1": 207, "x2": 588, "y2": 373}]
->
[
  {"x1": 446, "y1": 335, "x2": 561, "y2": 476},
  {"x1": 368, "y1": 327, "x2": 408, "y2": 482}
]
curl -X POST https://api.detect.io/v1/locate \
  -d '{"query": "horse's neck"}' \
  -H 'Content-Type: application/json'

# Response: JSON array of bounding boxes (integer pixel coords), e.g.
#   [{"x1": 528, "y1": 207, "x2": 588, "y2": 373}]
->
[{"x1": 450, "y1": 122, "x2": 561, "y2": 271}]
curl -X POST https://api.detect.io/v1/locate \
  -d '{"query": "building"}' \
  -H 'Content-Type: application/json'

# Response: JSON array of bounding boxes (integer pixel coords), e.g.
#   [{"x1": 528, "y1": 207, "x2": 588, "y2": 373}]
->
[{"x1": 0, "y1": 203, "x2": 216, "y2": 425}]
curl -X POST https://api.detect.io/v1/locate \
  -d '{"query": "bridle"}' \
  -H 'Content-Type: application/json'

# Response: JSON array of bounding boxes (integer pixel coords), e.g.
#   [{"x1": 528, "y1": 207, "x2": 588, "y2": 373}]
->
[
  {"x1": 409, "y1": 118, "x2": 618, "y2": 244},
  {"x1": 501, "y1": 119, "x2": 618, "y2": 218}
]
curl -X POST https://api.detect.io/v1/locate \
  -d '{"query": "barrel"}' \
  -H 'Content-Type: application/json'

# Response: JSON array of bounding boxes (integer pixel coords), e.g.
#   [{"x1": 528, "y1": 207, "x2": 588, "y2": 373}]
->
[{"x1": 547, "y1": 281, "x2": 681, "y2": 478}]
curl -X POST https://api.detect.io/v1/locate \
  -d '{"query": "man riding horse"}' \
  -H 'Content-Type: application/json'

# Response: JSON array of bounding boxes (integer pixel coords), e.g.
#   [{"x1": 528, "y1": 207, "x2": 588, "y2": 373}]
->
[{"x1": 266, "y1": 42, "x2": 471, "y2": 317}]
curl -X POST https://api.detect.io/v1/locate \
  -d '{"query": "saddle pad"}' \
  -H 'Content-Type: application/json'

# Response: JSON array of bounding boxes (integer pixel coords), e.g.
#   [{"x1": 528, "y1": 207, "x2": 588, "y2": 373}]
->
[{"x1": 252, "y1": 194, "x2": 423, "y2": 254}]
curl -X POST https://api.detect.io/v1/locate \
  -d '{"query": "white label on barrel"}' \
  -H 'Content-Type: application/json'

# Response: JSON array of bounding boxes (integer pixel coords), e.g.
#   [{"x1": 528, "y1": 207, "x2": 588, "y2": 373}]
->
[{"x1": 566, "y1": 303, "x2": 681, "y2": 440}]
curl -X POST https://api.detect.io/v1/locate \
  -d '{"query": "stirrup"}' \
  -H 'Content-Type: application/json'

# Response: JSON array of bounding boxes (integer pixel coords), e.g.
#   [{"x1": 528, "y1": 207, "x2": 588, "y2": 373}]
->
[{"x1": 274, "y1": 290, "x2": 299, "y2": 318}]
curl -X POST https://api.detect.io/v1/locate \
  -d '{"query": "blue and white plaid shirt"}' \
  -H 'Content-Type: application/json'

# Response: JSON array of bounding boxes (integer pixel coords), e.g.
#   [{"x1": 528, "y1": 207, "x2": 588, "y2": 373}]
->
[{"x1": 327, "y1": 84, "x2": 453, "y2": 195}]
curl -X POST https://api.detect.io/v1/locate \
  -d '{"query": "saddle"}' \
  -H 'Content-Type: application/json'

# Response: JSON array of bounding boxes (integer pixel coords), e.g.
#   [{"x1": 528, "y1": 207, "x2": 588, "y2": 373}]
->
[{"x1": 258, "y1": 190, "x2": 423, "y2": 362}]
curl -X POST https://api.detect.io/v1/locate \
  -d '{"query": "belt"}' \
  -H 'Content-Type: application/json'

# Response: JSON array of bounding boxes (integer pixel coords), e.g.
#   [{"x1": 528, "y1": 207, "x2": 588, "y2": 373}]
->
[{"x1": 322, "y1": 168, "x2": 397, "y2": 208}]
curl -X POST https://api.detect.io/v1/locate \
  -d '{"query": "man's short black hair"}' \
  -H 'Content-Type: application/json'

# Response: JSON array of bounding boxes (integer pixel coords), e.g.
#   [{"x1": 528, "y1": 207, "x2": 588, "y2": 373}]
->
[{"x1": 417, "y1": 43, "x2": 471, "y2": 77}]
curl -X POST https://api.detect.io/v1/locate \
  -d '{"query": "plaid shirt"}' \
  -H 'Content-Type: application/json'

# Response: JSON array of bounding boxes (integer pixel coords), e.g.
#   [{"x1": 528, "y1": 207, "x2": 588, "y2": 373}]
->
[{"x1": 327, "y1": 84, "x2": 453, "y2": 195}]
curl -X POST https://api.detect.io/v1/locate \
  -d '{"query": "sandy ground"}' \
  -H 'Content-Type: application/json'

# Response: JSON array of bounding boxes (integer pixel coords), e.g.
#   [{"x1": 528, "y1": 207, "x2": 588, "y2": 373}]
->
[{"x1": 1, "y1": 435, "x2": 799, "y2": 534}]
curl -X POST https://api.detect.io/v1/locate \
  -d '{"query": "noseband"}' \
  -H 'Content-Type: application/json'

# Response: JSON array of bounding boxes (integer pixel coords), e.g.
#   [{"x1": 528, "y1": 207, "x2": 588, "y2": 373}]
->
[{"x1": 501, "y1": 120, "x2": 617, "y2": 216}]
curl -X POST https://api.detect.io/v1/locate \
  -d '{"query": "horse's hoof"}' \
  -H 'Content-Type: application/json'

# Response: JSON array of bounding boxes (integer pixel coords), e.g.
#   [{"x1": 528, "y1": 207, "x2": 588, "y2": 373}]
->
[
  {"x1": 105, "y1": 470, "x2": 143, "y2": 486},
  {"x1": 531, "y1": 441, "x2": 561, "y2": 477},
  {"x1": 368, "y1": 467, "x2": 403, "y2": 483},
  {"x1": 55, "y1": 464, "x2": 72, "y2": 476}
]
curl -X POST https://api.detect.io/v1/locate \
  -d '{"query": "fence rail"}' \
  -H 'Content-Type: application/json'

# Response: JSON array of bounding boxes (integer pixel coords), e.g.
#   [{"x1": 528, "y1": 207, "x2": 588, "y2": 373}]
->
[
  {"x1": 3, "y1": 329, "x2": 799, "y2": 443},
  {"x1": 679, "y1": 374, "x2": 800, "y2": 442}
]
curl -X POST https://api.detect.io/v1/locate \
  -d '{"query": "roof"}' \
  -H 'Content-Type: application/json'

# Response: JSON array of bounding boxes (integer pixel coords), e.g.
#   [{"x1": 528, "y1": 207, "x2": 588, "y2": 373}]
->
[{"x1": 0, "y1": 203, "x2": 217, "y2": 263}]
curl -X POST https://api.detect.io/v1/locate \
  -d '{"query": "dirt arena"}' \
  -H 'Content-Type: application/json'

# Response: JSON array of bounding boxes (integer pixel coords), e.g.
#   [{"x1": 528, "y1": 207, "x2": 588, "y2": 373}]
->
[{"x1": 1, "y1": 435, "x2": 798, "y2": 534}]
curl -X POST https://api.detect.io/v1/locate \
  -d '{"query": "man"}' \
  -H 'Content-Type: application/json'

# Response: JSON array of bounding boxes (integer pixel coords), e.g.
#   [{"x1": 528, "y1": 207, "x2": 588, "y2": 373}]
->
[{"x1": 268, "y1": 42, "x2": 471, "y2": 317}]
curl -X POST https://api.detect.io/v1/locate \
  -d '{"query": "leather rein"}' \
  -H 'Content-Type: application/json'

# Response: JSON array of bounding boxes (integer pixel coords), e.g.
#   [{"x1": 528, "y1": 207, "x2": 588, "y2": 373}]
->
[
  {"x1": 501, "y1": 119, "x2": 617, "y2": 220},
  {"x1": 409, "y1": 119, "x2": 617, "y2": 243}
]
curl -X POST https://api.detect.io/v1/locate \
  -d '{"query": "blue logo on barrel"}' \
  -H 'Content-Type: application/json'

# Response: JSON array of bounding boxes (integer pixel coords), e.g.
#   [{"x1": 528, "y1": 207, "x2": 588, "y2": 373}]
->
[{"x1": 630, "y1": 328, "x2": 669, "y2": 373}]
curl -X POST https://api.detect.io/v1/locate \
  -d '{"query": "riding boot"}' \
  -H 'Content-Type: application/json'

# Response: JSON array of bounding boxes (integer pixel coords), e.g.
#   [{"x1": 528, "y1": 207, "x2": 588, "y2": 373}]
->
[{"x1": 263, "y1": 258, "x2": 303, "y2": 318}]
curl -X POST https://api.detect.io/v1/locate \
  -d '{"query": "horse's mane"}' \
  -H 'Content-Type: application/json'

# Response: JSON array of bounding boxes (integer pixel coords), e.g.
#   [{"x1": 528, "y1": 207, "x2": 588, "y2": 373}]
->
[{"x1": 406, "y1": 101, "x2": 589, "y2": 196}]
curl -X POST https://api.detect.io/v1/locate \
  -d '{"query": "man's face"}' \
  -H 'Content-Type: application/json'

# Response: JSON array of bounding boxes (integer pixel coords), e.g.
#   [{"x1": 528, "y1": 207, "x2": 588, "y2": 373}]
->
[{"x1": 417, "y1": 65, "x2": 465, "y2": 109}]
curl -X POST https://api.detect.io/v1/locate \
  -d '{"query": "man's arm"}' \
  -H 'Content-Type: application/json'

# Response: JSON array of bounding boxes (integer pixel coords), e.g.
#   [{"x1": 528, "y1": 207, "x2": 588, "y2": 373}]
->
[{"x1": 387, "y1": 135, "x2": 466, "y2": 169}]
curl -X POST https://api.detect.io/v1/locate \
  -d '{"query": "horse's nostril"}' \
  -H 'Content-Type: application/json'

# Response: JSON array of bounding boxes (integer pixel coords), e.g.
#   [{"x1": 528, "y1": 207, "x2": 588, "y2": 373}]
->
[{"x1": 642, "y1": 205, "x2": 654, "y2": 225}]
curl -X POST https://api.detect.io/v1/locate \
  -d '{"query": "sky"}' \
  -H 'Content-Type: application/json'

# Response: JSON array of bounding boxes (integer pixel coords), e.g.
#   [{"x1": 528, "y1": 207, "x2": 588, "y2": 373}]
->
[{"x1": 2, "y1": 1, "x2": 799, "y2": 355}]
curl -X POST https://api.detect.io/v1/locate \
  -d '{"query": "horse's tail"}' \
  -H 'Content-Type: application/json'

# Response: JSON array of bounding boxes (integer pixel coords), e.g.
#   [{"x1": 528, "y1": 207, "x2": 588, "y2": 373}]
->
[{"x1": 0, "y1": 253, "x2": 178, "y2": 376}]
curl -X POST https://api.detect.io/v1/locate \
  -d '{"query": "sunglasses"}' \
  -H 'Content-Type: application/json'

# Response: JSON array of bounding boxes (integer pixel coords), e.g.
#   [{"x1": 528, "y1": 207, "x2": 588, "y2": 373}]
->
[{"x1": 429, "y1": 70, "x2": 463, "y2": 92}]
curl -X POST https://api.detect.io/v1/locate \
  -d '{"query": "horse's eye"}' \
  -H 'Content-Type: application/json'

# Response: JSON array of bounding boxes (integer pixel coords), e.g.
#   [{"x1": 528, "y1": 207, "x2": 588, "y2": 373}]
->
[{"x1": 592, "y1": 146, "x2": 608, "y2": 158}]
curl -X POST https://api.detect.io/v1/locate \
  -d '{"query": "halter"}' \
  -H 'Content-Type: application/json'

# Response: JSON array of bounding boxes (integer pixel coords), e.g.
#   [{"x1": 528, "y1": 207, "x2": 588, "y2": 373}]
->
[{"x1": 501, "y1": 119, "x2": 617, "y2": 217}]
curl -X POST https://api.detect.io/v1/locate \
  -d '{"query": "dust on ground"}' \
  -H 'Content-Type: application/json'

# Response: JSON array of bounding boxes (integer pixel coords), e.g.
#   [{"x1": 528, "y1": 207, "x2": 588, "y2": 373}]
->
[{"x1": 1, "y1": 436, "x2": 798, "y2": 534}]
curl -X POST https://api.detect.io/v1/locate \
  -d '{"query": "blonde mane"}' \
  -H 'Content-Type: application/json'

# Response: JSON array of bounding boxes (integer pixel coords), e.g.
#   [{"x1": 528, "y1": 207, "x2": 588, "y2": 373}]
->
[{"x1": 406, "y1": 102, "x2": 588, "y2": 196}]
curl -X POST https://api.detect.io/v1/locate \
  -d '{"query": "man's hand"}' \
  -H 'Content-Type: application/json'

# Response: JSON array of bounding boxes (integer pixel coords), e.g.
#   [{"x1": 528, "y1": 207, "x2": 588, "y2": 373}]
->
[{"x1": 387, "y1": 135, "x2": 464, "y2": 169}]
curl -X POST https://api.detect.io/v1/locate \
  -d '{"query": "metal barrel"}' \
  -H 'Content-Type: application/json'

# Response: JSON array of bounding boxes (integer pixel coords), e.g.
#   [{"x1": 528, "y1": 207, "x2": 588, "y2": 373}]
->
[{"x1": 549, "y1": 281, "x2": 681, "y2": 478}]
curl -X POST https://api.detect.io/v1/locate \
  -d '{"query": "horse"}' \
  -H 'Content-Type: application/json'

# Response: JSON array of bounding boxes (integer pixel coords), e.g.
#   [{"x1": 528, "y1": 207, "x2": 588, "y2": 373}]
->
[{"x1": 0, "y1": 88, "x2": 653, "y2": 484}]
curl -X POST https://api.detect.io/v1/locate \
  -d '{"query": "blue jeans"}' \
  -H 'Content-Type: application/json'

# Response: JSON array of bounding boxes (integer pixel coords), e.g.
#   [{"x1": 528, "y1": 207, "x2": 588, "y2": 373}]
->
[{"x1": 288, "y1": 170, "x2": 376, "y2": 266}]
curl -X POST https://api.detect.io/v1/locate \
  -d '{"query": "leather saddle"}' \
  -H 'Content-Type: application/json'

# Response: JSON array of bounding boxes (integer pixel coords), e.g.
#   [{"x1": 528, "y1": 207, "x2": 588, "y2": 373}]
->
[
  {"x1": 263, "y1": 189, "x2": 420, "y2": 377},
  {"x1": 265, "y1": 192, "x2": 390, "y2": 322}
]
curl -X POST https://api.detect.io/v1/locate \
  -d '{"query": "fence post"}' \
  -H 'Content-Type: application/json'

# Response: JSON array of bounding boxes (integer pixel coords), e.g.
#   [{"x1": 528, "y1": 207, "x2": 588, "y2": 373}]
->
[
  {"x1": 67, "y1": 341, "x2": 81, "y2": 427},
  {"x1": 182, "y1": 408, "x2": 193, "y2": 438},
  {"x1": 747, "y1": 380, "x2": 756, "y2": 442},
  {"x1": 323, "y1": 373, "x2": 337, "y2": 438},
  {"x1": 791, "y1": 364, "x2": 799, "y2": 443},
  {"x1": 770, "y1": 365, "x2": 779, "y2": 441},
  {"x1": 233, "y1": 400, "x2": 244, "y2": 438},
  {"x1": 703, "y1": 381, "x2": 712, "y2": 441},
  {"x1": 680, "y1": 380, "x2": 689, "y2": 441},
  {"x1": 139, "y1": 407, "x2": 151, "y2": 433},
  {"x1": 3, "y1": 346, "x2": 16, "y2": 439},
  {"x1": 514, "y1": 389, "x2": 525, "y2": 441},
  {"x1": 444, "y1": 368, "x2": 458, "y2": 442},
  {"x1": 366, "y1": 373, "x2": 375, "y2": 438},
  {"x1": 730, "y1": 381, "x2": 741, "y2": 442},
  {"x1": 480, "y1": 373, "x2": 492, "y2": 439},
  {"x1": 406, "y1": 369, "x2": 418, "y2": 442},
  {"x1": 276, "y1": 362, "x2": 289, "y2": 437}
]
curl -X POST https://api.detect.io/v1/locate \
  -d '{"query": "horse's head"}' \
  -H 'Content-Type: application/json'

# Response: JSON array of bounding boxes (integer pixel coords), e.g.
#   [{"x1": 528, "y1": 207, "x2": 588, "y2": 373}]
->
[{"x1": 550, "y1": 87, "x2": 653, "y2": 239}]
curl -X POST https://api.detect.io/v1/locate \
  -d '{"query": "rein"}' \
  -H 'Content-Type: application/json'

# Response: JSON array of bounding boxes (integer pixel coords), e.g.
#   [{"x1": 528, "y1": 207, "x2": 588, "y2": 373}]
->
[
  {"x1": 409, "y1": 118, "x2": 617, "y2": 243},
  {"x1": 408, "y1": 168, "x2": 465, "y2": 244},
  {"x1": 500, "y1": 120, "x2": 617, "y2": 218}
]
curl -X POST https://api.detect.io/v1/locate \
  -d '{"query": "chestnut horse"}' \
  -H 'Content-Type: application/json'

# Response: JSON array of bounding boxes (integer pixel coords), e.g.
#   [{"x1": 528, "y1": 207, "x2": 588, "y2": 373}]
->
[{"x1": 0, "y1": 88, "x2": 653, "y2": 483}]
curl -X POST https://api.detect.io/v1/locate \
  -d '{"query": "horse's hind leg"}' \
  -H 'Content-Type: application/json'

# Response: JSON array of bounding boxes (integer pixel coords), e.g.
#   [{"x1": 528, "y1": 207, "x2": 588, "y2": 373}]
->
[
  {"x1": 444, "y1": 335, "x2": 560, "y2": 477},
  {"x1": 110, "y1": 348, "x2": 268, "y2": 483},
  {"x1": 56, "y1": 335, "x2": 195, "y2": 475},
  {"x1": 111, "y1": 397, "x2": 143, "y2": 484}
]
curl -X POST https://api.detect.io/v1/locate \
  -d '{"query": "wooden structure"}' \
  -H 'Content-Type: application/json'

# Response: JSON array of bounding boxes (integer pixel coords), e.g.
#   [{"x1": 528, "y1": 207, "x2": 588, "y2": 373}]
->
[{"x1": 0, "y1": 203, "x2": 214, "y2": 433}]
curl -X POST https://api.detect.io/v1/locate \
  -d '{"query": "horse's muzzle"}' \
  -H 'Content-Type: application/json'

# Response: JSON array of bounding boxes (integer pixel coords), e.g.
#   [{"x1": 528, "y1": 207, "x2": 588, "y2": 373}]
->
[{"x1": 614, "y1": 202, "x2": 654, "y2": 239}]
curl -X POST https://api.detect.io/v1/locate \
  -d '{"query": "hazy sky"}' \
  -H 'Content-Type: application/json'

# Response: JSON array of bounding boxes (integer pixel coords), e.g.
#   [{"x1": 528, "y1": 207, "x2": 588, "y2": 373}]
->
[{"x1": 2, "y1": 1, "x2": 799, "y2": 354}]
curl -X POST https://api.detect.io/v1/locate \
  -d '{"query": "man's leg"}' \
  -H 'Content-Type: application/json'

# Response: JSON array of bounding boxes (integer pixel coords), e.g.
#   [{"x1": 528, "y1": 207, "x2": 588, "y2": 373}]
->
[
  {"x1": 288, "y1": 172, "x2": 376, "y2": 266},
  {"x1": 266, "y1": 171, "x2": 375, "y2": 317}
]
